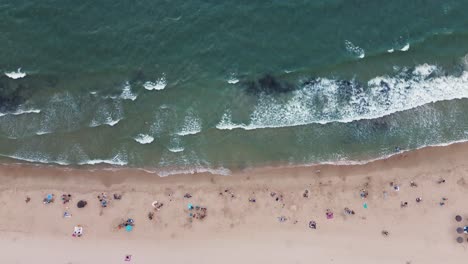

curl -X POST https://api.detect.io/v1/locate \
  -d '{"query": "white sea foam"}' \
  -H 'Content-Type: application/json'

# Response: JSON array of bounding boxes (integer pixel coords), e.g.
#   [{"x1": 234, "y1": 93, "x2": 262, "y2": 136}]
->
[
  {"x1": 167, "y1": 136, "x2": 184, "y2": 152},
  {"x1": 144, "y1": 75, "x2": 167, "y2": 91},
  {"x1": 5, "y1": 68, "x2": 26, "y2": 79},
  {"x1": 387, "y1": 48, "x2": 394, "y2": 53},
  {"x1": 0, "y1": 108, "x2": 41, "y2": 117},
  {"x1": 168, "y1": 146, "x2": 185, "y2": 153},
  {"x1": 345, "y1": 40, "x2": 365, "y2": 59},
  {"x1": 120, "y1": 82, "x2": 137, "y2": 101},
  {"x1": 400, "y1": 43, "x2": 410, "y2": 51},
  {"x1": 227, "y1": 77, "x2": 239, "y2": 84},
  {"x1": 90, "y1": 117, "x2": 121, "y2": 127},
  {"x1": 412, "y1": 64, "x2": 437, "y2": 76},
  {"x1": 217, "y1": 64, "x2": 468, "y2": 130},
  {"x1": 176, "y1": 112, "x2": 202, "y2": 136},
  {"x1": 134, "y1": 134, "x2": 154, "y2": 144},
  {"x1": 78, "y1": 153, "x2": 128, "y2": 166},
  {"x1": 3, "y1": 151, "x2": 128, "y2": 167},
  {"x1": 89, "y1": 101, "x2": 124, "y2": 128},
  {"x1": 35, "y1": 130, "x2": 52, "y2": 136},
  {"x1": 0, "y1": 153, "x2": 70, "y2": 166},
  {"x1": 157, "y1": 167, "x2": 231, "y2": 177}
]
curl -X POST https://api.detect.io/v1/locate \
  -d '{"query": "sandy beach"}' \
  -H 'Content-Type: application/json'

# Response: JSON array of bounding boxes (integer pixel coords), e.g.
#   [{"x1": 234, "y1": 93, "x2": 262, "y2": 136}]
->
[{"x1": 1, "y1": 142, "x2": 468, "y2": 264}]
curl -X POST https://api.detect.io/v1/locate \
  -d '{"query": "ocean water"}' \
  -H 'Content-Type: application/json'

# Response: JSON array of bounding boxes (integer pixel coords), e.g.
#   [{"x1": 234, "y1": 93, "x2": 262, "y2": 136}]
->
[{"x1": 1, "y1": 0, "x2": 468, "y2": 174}]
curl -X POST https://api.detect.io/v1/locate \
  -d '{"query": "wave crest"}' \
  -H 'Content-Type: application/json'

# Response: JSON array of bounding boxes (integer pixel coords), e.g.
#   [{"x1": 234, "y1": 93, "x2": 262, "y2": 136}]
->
[
  {"x1": 5, "y1": 68, "x2": 26, "y2": 79},
  {"x1": 345, "y1": 40, "x2": 365, "y2": 59},
  {"x1": 144, "y1": 75, "x2": 167, "y2": 91},
  {"x1": 217, "y1": 64, "x2": 468, "y2": 130},
  {"x1": 134, "y1": 134, "x2": 154, "y2": 144}
]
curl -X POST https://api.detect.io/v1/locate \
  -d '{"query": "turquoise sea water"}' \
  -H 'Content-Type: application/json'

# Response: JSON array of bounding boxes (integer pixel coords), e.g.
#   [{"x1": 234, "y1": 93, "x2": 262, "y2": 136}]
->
[{"x1": 0, "y1": 0, "x2": 468, "y2": 174}]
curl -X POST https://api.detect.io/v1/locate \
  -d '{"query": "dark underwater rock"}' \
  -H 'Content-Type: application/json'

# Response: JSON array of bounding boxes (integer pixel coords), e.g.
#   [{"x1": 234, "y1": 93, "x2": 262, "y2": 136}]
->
[{"x1": 244, "y1": 74, "x2": 295, "y2": 95}]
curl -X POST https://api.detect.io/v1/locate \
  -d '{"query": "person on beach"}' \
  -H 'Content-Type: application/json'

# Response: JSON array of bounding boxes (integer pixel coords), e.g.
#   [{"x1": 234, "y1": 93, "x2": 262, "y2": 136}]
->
[
  {"x1": 61, "y1": 194, "x2": 71, "y2": 204},
  {"x1": 360, "y1": 189, "x2": 368, "y2": 199},
  {"x1": 326, "y1": 209, "x2": 334, "y2": 219},
  {"x1": 344, "y1": 207, "x2": 355, "y2": 215},
  {"x1": 437, "y1": 178, "x2": 446, "y2": 184},
  {"x1": 309, "y1": 221, "x2": 317, "y2": 229}
]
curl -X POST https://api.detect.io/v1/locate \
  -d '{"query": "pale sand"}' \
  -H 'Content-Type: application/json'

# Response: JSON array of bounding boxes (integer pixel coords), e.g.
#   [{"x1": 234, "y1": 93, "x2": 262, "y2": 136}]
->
[{"x1": 1, "y1": 143, "x2": 468, "y2": 263}]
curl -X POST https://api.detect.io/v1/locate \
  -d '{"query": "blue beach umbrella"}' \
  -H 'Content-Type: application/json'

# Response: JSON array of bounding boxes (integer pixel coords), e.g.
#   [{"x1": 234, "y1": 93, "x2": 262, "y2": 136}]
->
[{"x1": 125, "y1": 225, "x2": 133, "y2": 232}]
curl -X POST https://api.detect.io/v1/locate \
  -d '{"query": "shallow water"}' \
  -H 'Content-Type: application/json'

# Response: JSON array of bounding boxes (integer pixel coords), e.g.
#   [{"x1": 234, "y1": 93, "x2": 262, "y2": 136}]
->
[{"x1": 0, "y1": 0, "x2": 468, "y2": 173}]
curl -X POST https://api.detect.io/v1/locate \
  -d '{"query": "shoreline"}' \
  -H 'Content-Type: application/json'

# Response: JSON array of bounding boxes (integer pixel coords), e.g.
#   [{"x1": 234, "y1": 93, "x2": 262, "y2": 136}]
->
[
  {"x1": 1, "y1": 141, "x2": 468, "y2": 263},
  {"x1": 1, "y1": 139, "x2": 468, "y2": 179}
]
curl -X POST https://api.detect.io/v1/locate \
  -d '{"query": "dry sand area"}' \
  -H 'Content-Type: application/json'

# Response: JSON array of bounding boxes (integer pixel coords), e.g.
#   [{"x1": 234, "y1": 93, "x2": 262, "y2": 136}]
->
[{"x1": 1, "y1": 143, "x2": 468, "y2": 264}]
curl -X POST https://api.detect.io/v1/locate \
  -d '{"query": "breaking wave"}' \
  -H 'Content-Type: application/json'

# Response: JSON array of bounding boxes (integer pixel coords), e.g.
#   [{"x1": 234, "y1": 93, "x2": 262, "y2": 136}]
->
[
  {"x1": 0, "y1": 153, "x2": 70, "y2": 166},
  {"x1": 345, "y1": 40, "x2": 365, "y2": 59},
  {"x1": 168, "y1": 146, "x2": 185, "y2": 153},
  {"x1": 0, "y1": 108, "x2": 41, "y2": 117},
  {"x1": 217, "y1": 63, "x2": 468, "y2": 130},
  {"x1": 157, "y1": 167, "x2": 231, "y2": 177},
  {"x1": 134, "y1": 134, "x2": 154, "y2": 144},
  {"x1": 167, "y1": 136, "x2": 184, "y2": 152},
  {"x1": 400, "y1": 43, "x2": 410, "y2": 51},
  {"x1": 227, "y1": 77, "x2": 239, "y2": 84},
  {"x1": 176, "y1": 111, "x2": 202, "y2": 136},
  {"x1": 89, "y1": 101, "x2": 124, "y2": 127},
  {"x1": 90, "y1": 117, "x2": 122, "y2": 127},
  {"x1": 4, "y1": 68, "x2": 27, "y2": 79},
  {"x1": 143, "y1": 75, "x2": 167, "y2": 91},
  {"x1": 78, "y1": 158, "x2": 127, "y2": 166},
  {"x1": 120, "y1": 82, "x2": 138, "y2": 101}
]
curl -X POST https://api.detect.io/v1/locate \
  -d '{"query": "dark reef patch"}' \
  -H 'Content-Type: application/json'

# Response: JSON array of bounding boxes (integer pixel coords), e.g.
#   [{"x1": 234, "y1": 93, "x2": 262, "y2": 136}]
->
[
  {"x1": 243, "y1": 74, "x2": 295, "y2": 95},
  {"x1": 0, "y1": 76, "x2": 33, "y2": 112}
]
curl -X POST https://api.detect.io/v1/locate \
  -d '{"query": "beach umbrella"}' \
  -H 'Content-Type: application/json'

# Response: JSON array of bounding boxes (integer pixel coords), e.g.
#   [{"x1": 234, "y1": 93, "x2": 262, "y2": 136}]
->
[
  {"x1": 77, "y1": 200, "x2": 87, "y2": 208},
  {"x1": 456, "y1": 227, "x2": 464, "y2": 234},
  {"x1": 125, "y1": 225, "x2": 133, "y2": 232},
  {"x1": 457, "y1": 237, "x2": 463, "y2": 243},
  {"x1": 455, "y1": 215, "x2": 462, "y2": 222}
]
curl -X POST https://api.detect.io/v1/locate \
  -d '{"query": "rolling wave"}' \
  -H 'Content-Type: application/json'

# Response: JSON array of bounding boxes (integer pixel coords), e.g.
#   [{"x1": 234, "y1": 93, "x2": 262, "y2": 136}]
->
[
  {"x1": 176, "y1": 111, "x2": 202, "y2": 136},
  {"x1": 4, "y1": 68, "x2": 26, "y2": 79},
  {"x1": 0, "y1": 108, "x2": 41, "y2": 117},
  {"x1": 134, "y1": 134, "x2": 154, "y2": 144},
  {"x1": 89, "y1": 100, "x2": 124, "y2": 128},
  {"x1": 144, "y1": 75, "x2": 167, "y2": 91},
  {"x1": 217, "y1": 63, "x2": 468, "y2": 130},
  {"x1": 167, "y1": 136, "x2": 184, "y2": 153},
  {"x1": 168, "y1": 146, "x2": 185, "y2": 153},
  {"x1": 78, "y1": 157, "x2": 127, "y2": 166},
  {"x1": 0, "y1": 150, "x2": 128, "y2": 166},
  {"x1": 90, "y1": 117, "x2": 122, "y2": 127},
  {"x1": 157, "y1": 167, "x2": 231, "y2": 177},
  {"x1": 344, "y1": 40, "x2": 365, "y2": 59},
  {"x1": 120, "y1": 82, "x2": 138, "y2": 101},
  {"x1": 400, "y1": 43, "x2": 410, "y2": 51},
  {"x1": 0, "y1": 153, "x2": 70, "y2": 166}
]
